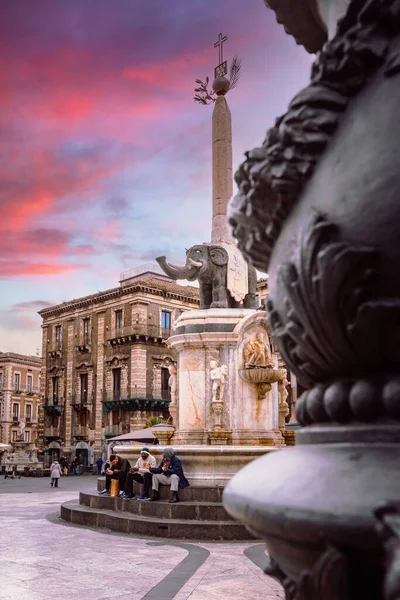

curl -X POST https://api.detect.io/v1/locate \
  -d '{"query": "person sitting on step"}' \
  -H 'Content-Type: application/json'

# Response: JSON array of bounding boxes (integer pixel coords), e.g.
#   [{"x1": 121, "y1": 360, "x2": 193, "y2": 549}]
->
[
  {"x1": 122, "y1": 447, "x2": 156, "y2": 500},
  {"x1": 98, "y1": 454, "x2": 131, "y2": 496},
  {"x1": 150, "y1": 447, "x2": 189, "y2": 503}
]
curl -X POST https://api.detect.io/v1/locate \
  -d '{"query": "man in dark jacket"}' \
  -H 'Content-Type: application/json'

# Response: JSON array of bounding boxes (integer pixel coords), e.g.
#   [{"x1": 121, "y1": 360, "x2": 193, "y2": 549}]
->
[
  {"x1": 150, "y1": 447, "x2": 189, "y2": 503},
  {"x1": 99, "y1": 454, "x2": 130, "y2": 496}
]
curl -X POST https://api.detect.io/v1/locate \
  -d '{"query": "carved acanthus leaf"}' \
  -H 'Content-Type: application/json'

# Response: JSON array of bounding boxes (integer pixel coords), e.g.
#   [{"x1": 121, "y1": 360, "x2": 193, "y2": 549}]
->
[{"x1": 267, "y1": 215, "x2": 400, "y2": 388}]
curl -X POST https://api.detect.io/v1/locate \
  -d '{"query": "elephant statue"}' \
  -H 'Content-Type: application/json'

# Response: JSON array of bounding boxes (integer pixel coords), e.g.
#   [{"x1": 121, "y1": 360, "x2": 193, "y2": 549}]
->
[{"x1": 156, "y1": 244, "x2": 257, "y2": 310}]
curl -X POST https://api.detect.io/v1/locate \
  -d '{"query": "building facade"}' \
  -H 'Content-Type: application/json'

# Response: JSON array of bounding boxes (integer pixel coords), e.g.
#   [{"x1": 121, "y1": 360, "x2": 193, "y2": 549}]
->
[
  {"x1": 39, "y1": 266, "x2": 199, "y2": 465},
  {"x1": 0, "y1": 352, "x2": 42, "y2": 446}
]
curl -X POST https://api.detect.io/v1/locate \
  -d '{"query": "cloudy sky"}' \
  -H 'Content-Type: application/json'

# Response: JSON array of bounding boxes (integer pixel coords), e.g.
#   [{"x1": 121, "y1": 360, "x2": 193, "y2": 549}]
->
[{"x1": 0, "y1": 0, "x2": 314, "y2": 355}]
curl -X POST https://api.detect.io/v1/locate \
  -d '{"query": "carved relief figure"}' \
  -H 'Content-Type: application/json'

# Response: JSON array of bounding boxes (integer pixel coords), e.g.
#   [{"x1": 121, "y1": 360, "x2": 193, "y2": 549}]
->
[{"x1": 243, "y1": 332, "x2": 274, "y2": 369}]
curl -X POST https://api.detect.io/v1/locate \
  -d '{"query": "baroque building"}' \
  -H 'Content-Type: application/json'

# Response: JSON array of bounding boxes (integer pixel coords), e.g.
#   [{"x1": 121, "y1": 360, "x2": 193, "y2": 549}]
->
[
  {"x1": 39, "y1": 265, "x2": 199, "y2": 465},
  {"x1": 0, "y1": 352, "x2": 42, "y2": 446}
]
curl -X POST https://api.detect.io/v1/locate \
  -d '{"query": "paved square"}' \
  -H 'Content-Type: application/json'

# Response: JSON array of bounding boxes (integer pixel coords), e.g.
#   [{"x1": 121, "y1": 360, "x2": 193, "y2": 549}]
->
[{"x1": 0, "y1": 476, "x2": 283, "y2": 600}]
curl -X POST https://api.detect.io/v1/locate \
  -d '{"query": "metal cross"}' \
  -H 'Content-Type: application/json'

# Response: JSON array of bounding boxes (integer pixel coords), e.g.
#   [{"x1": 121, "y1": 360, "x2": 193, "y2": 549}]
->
[{"x1": 214, "y1": 32, "x2": 227, "y2": 66}]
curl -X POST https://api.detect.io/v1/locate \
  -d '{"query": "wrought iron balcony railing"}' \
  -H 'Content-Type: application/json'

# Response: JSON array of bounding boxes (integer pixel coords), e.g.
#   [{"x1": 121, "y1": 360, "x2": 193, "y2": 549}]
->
[{"x1": 107, "y1": 324, "x2": 171, "y2": 344}]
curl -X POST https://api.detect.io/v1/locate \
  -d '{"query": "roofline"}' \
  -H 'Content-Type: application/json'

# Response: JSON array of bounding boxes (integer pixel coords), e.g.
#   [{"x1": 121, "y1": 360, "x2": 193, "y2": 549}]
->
[
  {"x1": 0, "y1": 353, "x2": 42, "y2": 367},
  {"x1": 38, "y1": 280, "x2": 200, "y2": 319}
]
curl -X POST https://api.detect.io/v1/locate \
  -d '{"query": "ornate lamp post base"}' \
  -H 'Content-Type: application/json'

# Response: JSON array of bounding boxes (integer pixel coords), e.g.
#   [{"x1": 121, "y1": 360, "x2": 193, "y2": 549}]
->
[{"x1": 224, "y1": 0, "x2": 400, "y2": 597}]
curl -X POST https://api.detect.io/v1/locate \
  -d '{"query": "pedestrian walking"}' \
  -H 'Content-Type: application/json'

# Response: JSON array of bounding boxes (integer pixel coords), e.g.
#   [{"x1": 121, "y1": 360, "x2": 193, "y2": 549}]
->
[{"x1": 50, "y1": 459, "x2": 62, "y2": 488}]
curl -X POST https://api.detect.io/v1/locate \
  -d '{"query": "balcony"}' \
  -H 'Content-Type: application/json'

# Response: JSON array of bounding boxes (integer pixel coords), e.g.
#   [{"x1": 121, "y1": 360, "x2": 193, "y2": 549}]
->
[
  {"x1": 107, "y1": 324, "x2": 171, "y2": 346},
  {"x1": 44, "y1": 426, "x2": 61, "y2": 439},
  {"x1": 48, "y1": 342, "x2": 62, "y2": 359},
  {"x1": 102, "y1": 393, "x2": 171, "y2": 412},
  {"x1": 73, "y1": 425, "x2": 89, "y2": 438},
  {"x1": 13, "y1": 386, "x2": 41, "y2": 396},
  {"x1": 44, "y1": 397, "x2": 64, "y2": 415},
  {"x1": 71, "y1": 395, "x2": 92, "y2": 412},
  {"x1": 76, "y1": 334, "x2": 91, "y2": 353},
  {"x1": 104, "y1": 424, "x2": 122, "y2": 438}
]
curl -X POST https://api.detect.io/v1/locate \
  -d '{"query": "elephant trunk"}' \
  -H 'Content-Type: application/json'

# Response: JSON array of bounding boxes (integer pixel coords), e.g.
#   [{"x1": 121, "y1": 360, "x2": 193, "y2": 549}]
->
[{"x1": 156, "y1": 256, "x2": 197, "y2": 280}]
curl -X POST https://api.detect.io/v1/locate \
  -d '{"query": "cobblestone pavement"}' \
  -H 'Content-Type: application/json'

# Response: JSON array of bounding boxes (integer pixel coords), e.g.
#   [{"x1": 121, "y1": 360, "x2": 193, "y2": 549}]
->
[{"x1": 0, "y1": 475, "x2": 284, "y2": 600}]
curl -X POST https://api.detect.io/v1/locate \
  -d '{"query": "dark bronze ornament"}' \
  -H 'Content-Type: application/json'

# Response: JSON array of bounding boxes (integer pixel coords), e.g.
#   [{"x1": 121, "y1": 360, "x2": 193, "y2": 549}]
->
[
  {"x1": 228, "y1": 0, "x2": 400, "y2": 273},
  {"x1": 265, "y1": 546, "x2": 350, "y2": 600},
  {"x1": 223, "y1": 1, "x2": 400, "y2": 599},
  {"x1": 267, "y1": 214, "x2": 400, "y2": 391}
]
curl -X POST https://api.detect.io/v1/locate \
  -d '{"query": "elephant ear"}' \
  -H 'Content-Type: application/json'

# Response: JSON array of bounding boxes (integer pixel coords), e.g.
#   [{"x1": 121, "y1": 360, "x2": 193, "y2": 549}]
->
[{"x1": 209, "y1": 246, "x2": 229, "y2": 266}]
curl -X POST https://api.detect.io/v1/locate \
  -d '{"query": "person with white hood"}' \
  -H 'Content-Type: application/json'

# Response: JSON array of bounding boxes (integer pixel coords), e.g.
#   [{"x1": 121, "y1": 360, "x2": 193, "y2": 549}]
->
[{"x1": 50, "y1": 459, "x2": 62, "y2": 488}]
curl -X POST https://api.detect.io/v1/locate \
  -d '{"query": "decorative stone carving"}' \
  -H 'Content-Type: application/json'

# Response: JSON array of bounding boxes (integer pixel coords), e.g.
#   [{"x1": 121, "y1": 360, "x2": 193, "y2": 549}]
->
[
  {"x1": 208, "y1": 358, "x2": 231, "y2": 444},
  {"x1": 243, "y1": 331, "x2": 273, "y2": 369},
  {"x1": 239, "y1": 331, "x2": 283, "y2": 399},
  {"x1": 278, "y1": 369, "x2": 290, "y2": 431},
  {"x1": 17, "y1": 419, "x2": 26, "y2": 441}
]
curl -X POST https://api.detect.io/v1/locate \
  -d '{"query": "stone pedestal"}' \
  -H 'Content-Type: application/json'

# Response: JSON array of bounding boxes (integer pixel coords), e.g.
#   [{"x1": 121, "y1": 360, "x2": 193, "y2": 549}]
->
[
  {"x1": 115, "y1": 443, "x2": 277, "y2": 487},
  {"x1": 169, "y1": 308, "x2": 284, "y2": 447}
]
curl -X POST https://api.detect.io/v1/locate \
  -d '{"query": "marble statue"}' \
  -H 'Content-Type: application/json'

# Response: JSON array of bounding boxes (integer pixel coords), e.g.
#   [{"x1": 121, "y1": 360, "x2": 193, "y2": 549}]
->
[
  {"x1": 210, "y1": 360, "x2": 228, "y2": 403},
  {"x1": 17, "y1": 419, "x2": 26, "y2": 440},
  {"x1": 168, "y1": 364, "x2": 177, "y2": 403},
  {"x1": 167, "y1": 364, "x2": 178, "y2": 424},
  {"x1": 278, "y1": 370, "x2": 289, "y2": 405}
]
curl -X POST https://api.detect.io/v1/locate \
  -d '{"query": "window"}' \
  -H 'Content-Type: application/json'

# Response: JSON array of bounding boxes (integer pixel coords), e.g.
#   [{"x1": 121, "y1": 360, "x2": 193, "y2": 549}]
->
[
  {"x1": 24, "y1": 431, "x2": 31, "y2": 443},
  {"x1": 12, "y1": 430, "x2": 18, "y2": 441},
  {"x1": 27, "y1": 374, "x2": 33, "y2": 393},
  {"x1": 161, "y1": 311, "x2": 171, "y2": 331},
  {"x1": 25, "y1": 404, "x2": 32, "y2": 422},
  {"x1": 14, "y1": 373, "x2": 20, "y2": 391},
  {"x1": 55, "y1": 325, "x2": 62, "y2": 345},
  {"x1": 115, "y1": 310, "x2": 123, "y2": 334},
  {"x1": 12, "y1": 403, "x2": 19, "y2": 421},
  {"x1": 255, "y1": 295, "x2": 260, "y2": 309},
  {"x1": 161, "y1": 367, "x2": 170, "y2": 400},
  {"x1": 83, "y1": 318, "x2": 90, "y2": 339},
  {"x1": 0, "y1": 371, "x2": 2, "y2": 389},
  {"x1": 113, "y1": 368, "x2": 121, "y2": 401},
  {"x1": 80, "y1": 373, "x2": 88, "y2": 403},
  {"x1": 52, "y1": 377, "x2": 59, "y2": 402}
]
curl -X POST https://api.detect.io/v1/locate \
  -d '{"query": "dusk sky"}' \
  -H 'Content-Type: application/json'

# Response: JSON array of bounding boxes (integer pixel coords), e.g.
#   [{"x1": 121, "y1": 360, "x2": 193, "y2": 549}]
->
[{"x1": 0, "y1": 0, "x2": 314, "y2": 355}]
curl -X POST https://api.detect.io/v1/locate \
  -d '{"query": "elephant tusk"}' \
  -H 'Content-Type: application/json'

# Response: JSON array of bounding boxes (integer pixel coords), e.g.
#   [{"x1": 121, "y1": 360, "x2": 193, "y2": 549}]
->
[{"x1": 188, "y1": 258, "x2": 203, "y2": 268}]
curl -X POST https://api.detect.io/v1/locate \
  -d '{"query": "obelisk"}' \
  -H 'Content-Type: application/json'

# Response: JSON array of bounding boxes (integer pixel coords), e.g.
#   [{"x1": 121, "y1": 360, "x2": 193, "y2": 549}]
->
[{"x1": 211, "y1": 34, "x2": 235, "y2": 245}]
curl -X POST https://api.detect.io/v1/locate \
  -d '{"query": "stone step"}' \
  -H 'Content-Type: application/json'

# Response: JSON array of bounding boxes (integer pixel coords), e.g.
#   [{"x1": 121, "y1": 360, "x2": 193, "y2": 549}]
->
[
  {"x1": 61, "y1": 501, "x2": 256, "y2": 541},
  {"x1": 97, "y1": 477, "x2": 225, "y2": 502},
  {"x1": 81, "y1": 492, "x2": 234, "y2": 521}
]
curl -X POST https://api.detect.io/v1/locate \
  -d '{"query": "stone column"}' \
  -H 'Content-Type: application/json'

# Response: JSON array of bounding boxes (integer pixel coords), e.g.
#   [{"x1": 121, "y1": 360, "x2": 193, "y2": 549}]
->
[
  {"x1": 2, "y1": 363, "x2": 12, "y2": 444},
  {"x1": 64, "y1": 319, "x2": 74, "y2": 452},
  {"x1": 130, "y1": 346, "x2": 147, "y2": 397},
  {"x1": 211, "y1": 95, "x2": 234, "y2": 245},
  {"x1": 152, "y1": 364, "x2": 161, "y2": 399},
  {"x1": 94, "y1": 311, "x2": 105, "y2": 455}
]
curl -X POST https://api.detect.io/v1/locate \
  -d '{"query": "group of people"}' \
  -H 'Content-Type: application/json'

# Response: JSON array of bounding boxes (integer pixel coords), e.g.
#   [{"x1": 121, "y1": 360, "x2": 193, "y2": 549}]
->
[{"x1": 99, "y1": 447, "x2": 188, "y2": 503}]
